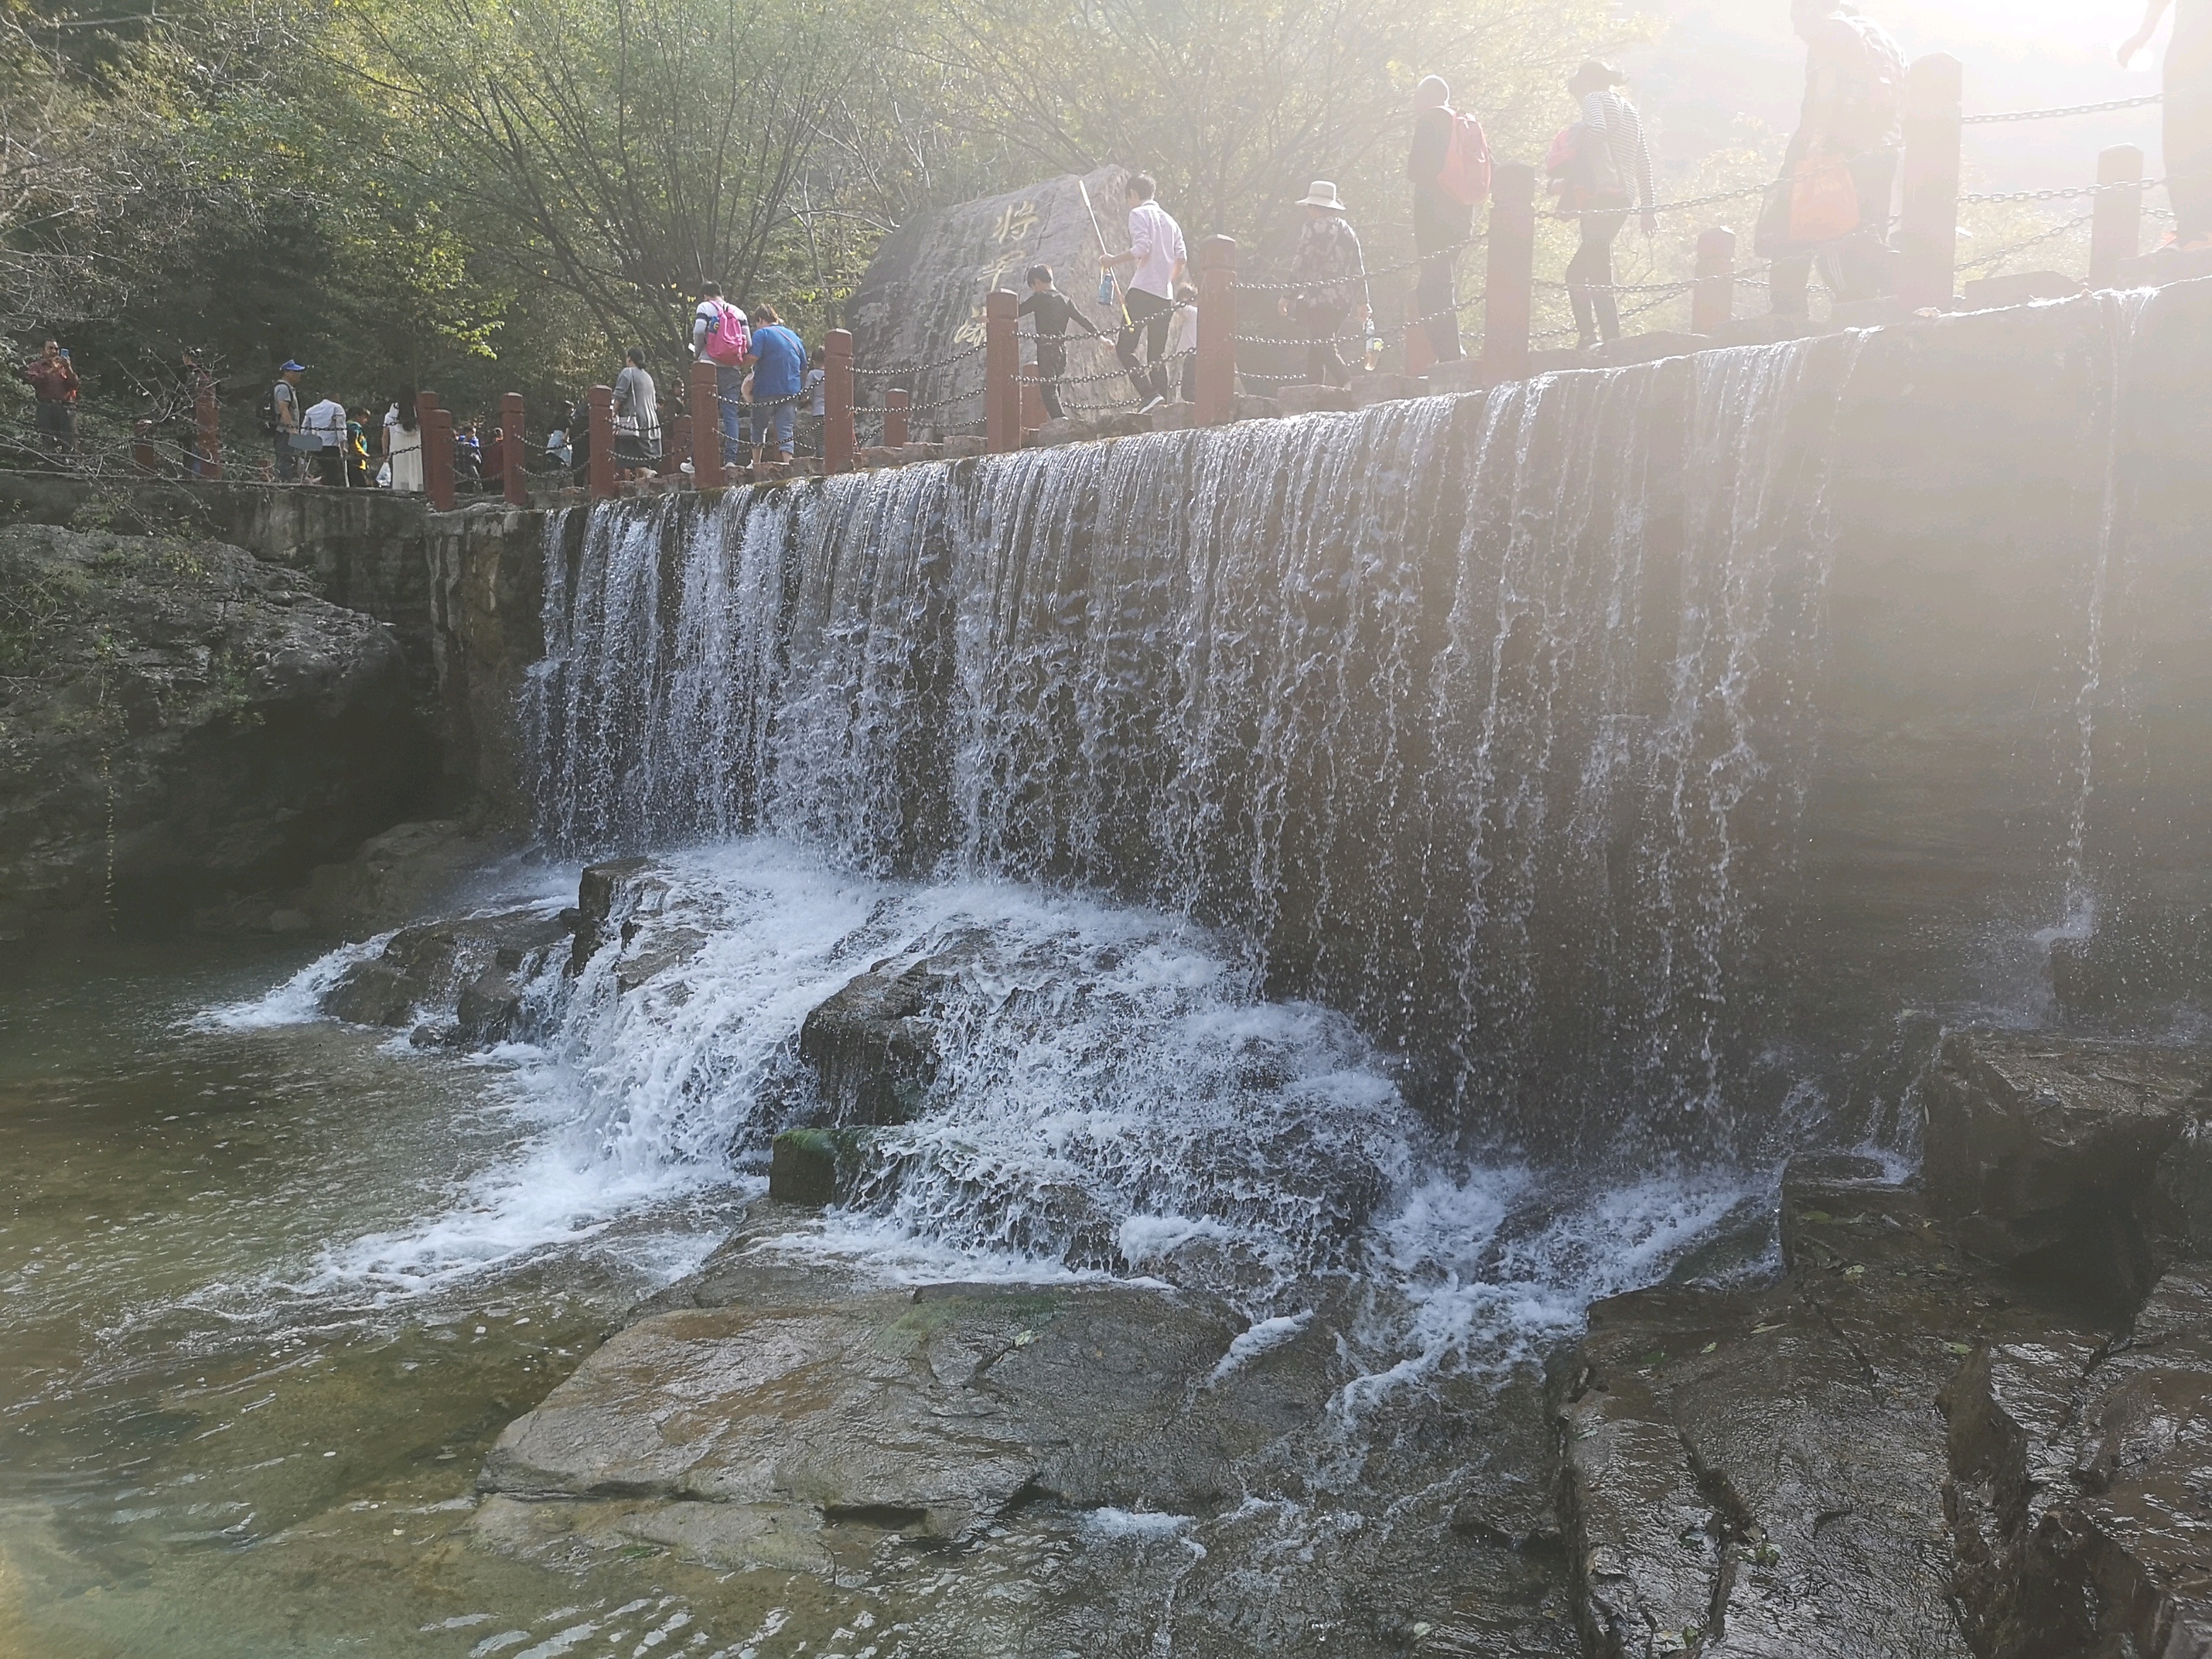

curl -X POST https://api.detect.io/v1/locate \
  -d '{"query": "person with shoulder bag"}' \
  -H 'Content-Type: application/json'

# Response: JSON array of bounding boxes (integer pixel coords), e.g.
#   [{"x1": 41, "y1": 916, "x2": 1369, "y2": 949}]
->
[
  {"x1": 1406, "y1": 76, "x2": 1490, "y2": 362},
  {"x1": 1764, "y1": 0, "x2": 1906, "y2": 316}
]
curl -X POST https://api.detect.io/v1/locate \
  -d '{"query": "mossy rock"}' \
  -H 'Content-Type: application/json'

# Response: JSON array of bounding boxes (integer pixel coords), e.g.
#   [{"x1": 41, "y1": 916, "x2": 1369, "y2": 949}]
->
[{"x1": 769, "y1": 1127, "x2": 877, "y2": 1208}]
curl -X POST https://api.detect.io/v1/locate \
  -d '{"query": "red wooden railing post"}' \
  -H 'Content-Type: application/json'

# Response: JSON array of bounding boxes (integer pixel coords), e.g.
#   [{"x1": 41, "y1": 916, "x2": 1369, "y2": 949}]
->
[
  {"x1": 885, "y1": 389, "x2": 911, "y2": 450},
  {"x1": 1692, "y1": 226, "x2": 1737, "y2": 334},
  {"x1": 588, "y1": 385, "x2": 615, "y2": 499},
  {"x1": 689, "y1": 360, "x2": 719, "y2": 486},
  {"x1": 1899, "y1": 54, "x2": 1964, "y2": 310},
  {"x1": 986, "y1": 288, "x2": 1020, "y2": 453},
  {"x1": 133, "y1": 420, "x2": 158, "y2": 475},
  {"x1": 1197, "y1": 235, "x2": 1238, "y2": 425},
  {"x1": 2090, "y1": 145, "x2": 2145, "y2": 289},
  {"x1": 1483, "y1": 163, "x2": 1536, "y2": 380},
  {"x1": 826, "y1": 328, "x2": 855, "y2": 473},
  {"x1": 195, "y1": 381, "x2": 221, "y2": 480},
  {"x1": 501, "y1": 391, "x2": 529, "y2": 506},
  {"x1": 425, "y1": 406, "x2": 456, "y2": 510}
]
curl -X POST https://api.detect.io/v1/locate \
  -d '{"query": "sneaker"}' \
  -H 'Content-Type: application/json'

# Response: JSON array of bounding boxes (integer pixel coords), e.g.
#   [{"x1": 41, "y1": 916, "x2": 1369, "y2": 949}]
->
[{"x1": 1138, "y1": 394, "x2": 1166, "y2": 414}]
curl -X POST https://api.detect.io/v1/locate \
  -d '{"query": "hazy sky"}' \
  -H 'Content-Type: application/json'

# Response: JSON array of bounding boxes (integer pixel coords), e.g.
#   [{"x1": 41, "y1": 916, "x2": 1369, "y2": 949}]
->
[{"x1": 1626, "y1": 0, "x2": 2167, "y2": 187}]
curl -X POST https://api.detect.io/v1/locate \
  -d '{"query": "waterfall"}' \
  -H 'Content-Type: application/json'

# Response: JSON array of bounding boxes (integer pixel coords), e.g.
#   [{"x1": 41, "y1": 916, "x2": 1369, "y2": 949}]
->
[{"x1": 528, "y1": 340, "x2": 1871, "y2": 1157}]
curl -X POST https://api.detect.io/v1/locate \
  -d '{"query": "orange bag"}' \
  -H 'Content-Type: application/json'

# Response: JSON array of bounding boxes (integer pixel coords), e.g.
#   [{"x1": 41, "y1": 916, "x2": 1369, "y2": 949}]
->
[{"x1": 1789, "y1": 151, "x2": 1860, "y2": 244}]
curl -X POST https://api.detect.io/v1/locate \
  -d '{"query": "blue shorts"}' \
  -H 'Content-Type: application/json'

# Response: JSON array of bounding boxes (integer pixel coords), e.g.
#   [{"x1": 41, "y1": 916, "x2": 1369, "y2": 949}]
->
[{"x1": 754, "y1": 398, "x2": 796, "y2": 453}]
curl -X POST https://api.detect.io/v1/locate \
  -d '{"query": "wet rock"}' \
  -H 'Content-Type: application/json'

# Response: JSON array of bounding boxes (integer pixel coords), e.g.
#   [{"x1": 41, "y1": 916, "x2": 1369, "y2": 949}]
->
[
  {"x1": 797, "y1": 933, "x2": 989, "y2": 1124},
  {"x1": 0, "y1": 523, "x2": 429, "y2": 941},
  {"x1": 1557, "y1": 1158, "x2": 2089, "y2": 1659},
  {"x1": 304, "y1": 818, "x2": 518, "y2": 938},
  {"x1": 480, "y1": 1273, "x2": 1326, "y2": 1537},
  {"x1": 1921, "y1": 1029, "x2": 2211, "y2": 1298},
  {"x1": 323, "y1": 906, "x2": 569, "y2": 1035},
  {"x1": 570, "y1": 856, "x2": 666, "y2": 974},
  {"x1": 1942, "y1": 1263, "x2": 2212, "y2": 1659},
  {"x1": 769, "y1": 1127, "x2": 875, "y2": 1207}
]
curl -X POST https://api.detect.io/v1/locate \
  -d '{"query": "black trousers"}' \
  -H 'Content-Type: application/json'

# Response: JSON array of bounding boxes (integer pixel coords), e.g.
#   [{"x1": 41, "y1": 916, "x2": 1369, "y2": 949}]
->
[
  {"x1": 1036, "y1": 340, "x2": 1068, "y2": 420},
  {"x1": 1566, "y1": 210, "x2": 1628, "y2": 344},
  {"x1": 1117, "y1": 288, "x2": 1173, "y2": 400},
  {"x1": 1298, "y1": 302, "x2": 1351, "y2": 386}
]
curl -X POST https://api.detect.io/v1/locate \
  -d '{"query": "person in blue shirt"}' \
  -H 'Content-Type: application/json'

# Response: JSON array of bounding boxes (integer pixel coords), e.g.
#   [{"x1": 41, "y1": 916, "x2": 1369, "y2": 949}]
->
[{"x1": 743, "y1": 302, "x2": 807, "y2": 467}]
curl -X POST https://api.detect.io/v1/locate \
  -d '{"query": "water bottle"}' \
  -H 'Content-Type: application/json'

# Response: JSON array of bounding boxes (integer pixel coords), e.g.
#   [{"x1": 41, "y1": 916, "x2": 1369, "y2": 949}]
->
[
  {"x1": 1363, "y1": 330, "x2": 1385, "y2": 373},
  {"x1": 1098, "y1": 270, "x2": 1118, "y2": 308}
]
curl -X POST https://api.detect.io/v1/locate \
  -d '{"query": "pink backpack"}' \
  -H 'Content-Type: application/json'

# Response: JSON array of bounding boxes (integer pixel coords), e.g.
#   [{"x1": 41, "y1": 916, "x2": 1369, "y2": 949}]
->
[{"x1": 701, "y1": 299, "x2": 749, "y2": 367}]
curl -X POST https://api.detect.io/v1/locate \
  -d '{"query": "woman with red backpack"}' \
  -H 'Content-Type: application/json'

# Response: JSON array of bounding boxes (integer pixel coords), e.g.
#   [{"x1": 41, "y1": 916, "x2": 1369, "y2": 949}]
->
[
  {"x1": 1406, "y1": 76, "x2": 1490, "y2": 364},
  {"x1": 1549, "y1": 60, "x2": 1656, "y2": 352}
]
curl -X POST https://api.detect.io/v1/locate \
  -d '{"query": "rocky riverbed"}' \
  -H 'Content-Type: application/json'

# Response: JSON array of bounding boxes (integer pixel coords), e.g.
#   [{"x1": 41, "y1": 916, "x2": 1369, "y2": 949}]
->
[{"x1": 298, "y1": 853, "x2": 2212, "y2": 1658}]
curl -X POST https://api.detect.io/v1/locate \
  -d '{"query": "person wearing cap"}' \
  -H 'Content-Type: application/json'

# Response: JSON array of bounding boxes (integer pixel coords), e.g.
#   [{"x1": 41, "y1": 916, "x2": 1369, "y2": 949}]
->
[
  {"x1": 1282, "y1": 181, "x2": 1370, "y2": 388},
  {"x1": 21, "y1": 339, "x2": 80, "y2": 454}
]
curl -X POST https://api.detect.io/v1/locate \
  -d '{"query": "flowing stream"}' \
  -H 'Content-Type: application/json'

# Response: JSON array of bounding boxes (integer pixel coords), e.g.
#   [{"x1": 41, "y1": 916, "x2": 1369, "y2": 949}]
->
[{"x1": 0, "y1": 308, "x2": 2156, "y2": 1655}]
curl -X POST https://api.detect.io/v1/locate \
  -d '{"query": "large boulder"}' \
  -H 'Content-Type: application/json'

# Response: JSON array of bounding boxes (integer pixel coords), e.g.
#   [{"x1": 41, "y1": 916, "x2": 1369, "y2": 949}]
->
[
  {"x1": 1942, "y1": 1263, "x2": 2212, "y2": 1659},
  {"x1": 1921, "y1": 1030, "x2": 2212, "y2": 1297},
  {"x1": 321, "y1": 906, "x2": 571, "y2": 1043},
  {"x1": 0, "y1": 523, "x2": 430, "y2": 940}
]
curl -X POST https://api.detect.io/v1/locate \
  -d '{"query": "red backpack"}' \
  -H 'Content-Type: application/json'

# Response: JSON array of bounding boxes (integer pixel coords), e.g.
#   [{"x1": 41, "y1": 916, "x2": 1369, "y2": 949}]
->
[{"x1": 1436, "y1": 110, "x2": 1492, "y2": 207}]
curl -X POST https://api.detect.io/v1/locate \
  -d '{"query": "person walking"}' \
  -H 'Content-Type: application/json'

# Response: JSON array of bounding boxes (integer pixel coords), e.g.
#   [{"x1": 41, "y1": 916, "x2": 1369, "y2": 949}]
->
[
  {"x1": 384, "y1": 395, "x2": 424, "y2": 493},
  {"x1": 1406, "y1": 77, "x2": 1486, "y2": 362},
  {"x1": 1557, "y1": 62, "x2": 1656, "y2": 350},
  {"x1": 1099, "y1": 173, "x2": 1186, "y2": 411},
  {"x1": 301, "y1": 389, "x2": 348, "y2": 486},
  {"x1": 691, "y1": 281, "x2": 749, "y2": 465},
  {"x1": 21, "y1": 339, "x2": 80, "y2": 456},
  {"x1": 265, "y1": 361, "x2": 306, "y2": 481},
  {"x1": 611, "y1": 350, "x2": 661, "y2": 480},
  {"x1": 744, "y1": 304, "x2": 806, "y2": 467},
  {"x1": 1282, "y1": 181, "x2": 1371, "y2": 388},
  {"x1": 2123, "y1": 0, "x2": 2212, "y2": 249},
  {"x1": 1767, "y1": 1, "x2": 1906, "y2": 316},
  {"x1": 1017, "y1": 263, "x2": 1105, "y2": 420}
]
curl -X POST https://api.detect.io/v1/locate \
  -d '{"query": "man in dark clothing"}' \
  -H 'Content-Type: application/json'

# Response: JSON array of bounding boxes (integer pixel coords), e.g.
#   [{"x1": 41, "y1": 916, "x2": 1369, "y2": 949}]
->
[
  {"x1": 1407, "y1": 76, "x2": 1475, "y2": 361},
  {"x1": 2123, "y1": 0, "x2": 2212, "y2": 247},
  {"x1": 22, "y1": 340, "x2": 80, "y2": 454},
  {"x1": 1770, "y1": 1, "x2": 1906, "y2": 316},
  {"x1": 1017, "y1": 264, "x2": 1105, "y2": 420}
]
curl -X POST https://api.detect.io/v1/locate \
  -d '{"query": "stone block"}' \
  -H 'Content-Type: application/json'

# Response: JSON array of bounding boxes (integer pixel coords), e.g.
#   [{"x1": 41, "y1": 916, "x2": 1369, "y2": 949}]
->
[
  {"x1": 1231, "y1": 392, "x2": 1284, "y2": 420},
  {"x1": 1422, "y1": 358, "x2": 1489, "y2": 394},
  {"x1": 2116, "y1": 242, "x2": 2212, "y2": 289},
  {"x1": 891, "y1": 443, "x2": 942, "y2": 465},
  {"x1": 1274, "y1": 384, "x2": 1359, "y2": 416},
  {"x1": 858, "y1": 446, "x2": 900, "y2": 470},
  {"x1": 1148, "y1": 401, "x2": 1196, "y2": 431},
  {"x1": 1353, "y1": 372, "x2": 1423, "y2": 407},
  {"x1": 939, "y1": 436, "x2": 987, "y2": 459},
  {"x1": 1591, "y1": 332, "x2": 1707, "y2": 369},
  {"x1": 1961, "y1": 271, "x2": 2087, "y2": 312}
]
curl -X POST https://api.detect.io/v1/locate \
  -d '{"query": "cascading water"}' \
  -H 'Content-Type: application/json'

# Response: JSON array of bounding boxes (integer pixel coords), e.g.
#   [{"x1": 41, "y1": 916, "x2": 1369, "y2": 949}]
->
[{"x1": 531, "y1": 336, "x2": 1865, "y2": 1160}]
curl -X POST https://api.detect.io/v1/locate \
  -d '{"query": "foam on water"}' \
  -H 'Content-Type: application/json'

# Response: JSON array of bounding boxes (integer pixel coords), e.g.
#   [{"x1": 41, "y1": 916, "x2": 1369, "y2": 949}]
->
[
  {"x1": 198, "y1": 932, "x2": 395, "y2": 1030},
  {"x1": 216, "y1": 838, "x2": 1765, "y2": 1385}
]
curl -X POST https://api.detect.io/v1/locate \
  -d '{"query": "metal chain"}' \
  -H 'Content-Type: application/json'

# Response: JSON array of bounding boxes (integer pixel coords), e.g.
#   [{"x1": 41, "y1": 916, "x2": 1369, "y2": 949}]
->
[
  {"x1": 1961, "y1": 175, "x2": 2164, "y2": 205},
  {"x1": 1961, "y1": 92, "x2": 2163, "y2": 125},
  {"x1": 1234, "y1": 230, "x2": 1486, "y2": 293},
  {"x1": 1958, "y1": 213, "x2": 2096, "y2": 272},
  {"x1": 852, "y1": 340, "x2": 986, "y2": 380}
]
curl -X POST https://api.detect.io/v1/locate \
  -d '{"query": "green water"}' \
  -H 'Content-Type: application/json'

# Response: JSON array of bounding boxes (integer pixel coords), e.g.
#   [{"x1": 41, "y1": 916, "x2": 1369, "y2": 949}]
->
[{"x1": 0, "y1": 936, "x2": 774, "y2": 1659}]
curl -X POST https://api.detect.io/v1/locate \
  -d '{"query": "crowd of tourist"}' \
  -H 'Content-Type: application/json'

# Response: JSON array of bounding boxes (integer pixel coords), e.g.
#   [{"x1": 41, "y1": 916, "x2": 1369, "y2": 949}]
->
[{"x1": 28, "y1": 1, "x2": 2212, "y2": 480}]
